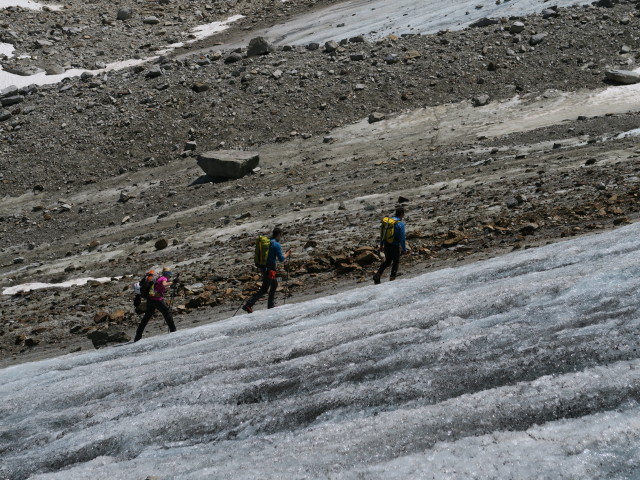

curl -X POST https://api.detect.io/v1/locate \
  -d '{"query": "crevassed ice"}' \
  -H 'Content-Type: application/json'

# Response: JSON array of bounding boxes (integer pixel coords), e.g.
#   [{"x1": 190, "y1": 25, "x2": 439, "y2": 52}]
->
[{"x1": 1, "y1": 222, "x2": 640, "y2": 479}]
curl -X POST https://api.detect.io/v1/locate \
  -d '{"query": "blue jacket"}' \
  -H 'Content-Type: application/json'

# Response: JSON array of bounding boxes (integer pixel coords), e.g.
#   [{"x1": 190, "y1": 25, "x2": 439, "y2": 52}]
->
[
  {"x1": 382, "y1": 216, "x2": 407, "y2": 253},
  {"x1": 266, "y1": 238, "x2": 285, "y2": 269}
]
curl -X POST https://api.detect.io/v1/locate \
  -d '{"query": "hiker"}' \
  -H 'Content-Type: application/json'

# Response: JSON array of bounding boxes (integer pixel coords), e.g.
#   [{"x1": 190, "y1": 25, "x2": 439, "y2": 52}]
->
[
  {"x1": 134, "y1": 266, "x2": 177, "y2": 341},
  {"x1": 374, "y1": 206, "x2": 409, "y2": 284},
  {"x1": 243, "y1": 227, "x2": 292, "y2": 313}
]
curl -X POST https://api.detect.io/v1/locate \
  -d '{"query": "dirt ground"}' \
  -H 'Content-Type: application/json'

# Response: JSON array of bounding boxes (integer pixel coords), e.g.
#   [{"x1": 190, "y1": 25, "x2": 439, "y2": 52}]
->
[{"x1": 1, "y1": 1, "x2": 640, "y2": 367}]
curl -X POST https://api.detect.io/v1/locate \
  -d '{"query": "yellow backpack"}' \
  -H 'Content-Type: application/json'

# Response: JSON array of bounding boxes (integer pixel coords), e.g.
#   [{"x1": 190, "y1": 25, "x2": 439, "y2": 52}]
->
[
  {"x1": 254, "y1": 235, "x2": 271, "y2": 267},
  {"x1": 380, "y1": 217, "x2": 398, "y2": 244}
]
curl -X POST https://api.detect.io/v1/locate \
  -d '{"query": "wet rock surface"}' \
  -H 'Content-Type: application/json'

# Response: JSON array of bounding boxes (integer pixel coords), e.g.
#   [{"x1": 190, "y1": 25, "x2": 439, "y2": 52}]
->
[{"x1": 1, "y1": 2, "x2": 640, "y2": 366}]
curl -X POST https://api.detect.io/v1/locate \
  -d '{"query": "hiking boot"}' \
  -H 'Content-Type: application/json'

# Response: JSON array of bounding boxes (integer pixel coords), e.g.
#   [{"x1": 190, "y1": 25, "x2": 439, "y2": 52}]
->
[
  {"x1": 242, "y1": 305, "x2": 253, "y2": 314},
  {"x1": 373, "y1": 273, "x2": 381, "y2": 285},
  {"x1": 389, "y1": 276, "x2": 396, "y2": 281},
  {"x1": 268, "y1": 304, "x2": 278, "y2": 309}
]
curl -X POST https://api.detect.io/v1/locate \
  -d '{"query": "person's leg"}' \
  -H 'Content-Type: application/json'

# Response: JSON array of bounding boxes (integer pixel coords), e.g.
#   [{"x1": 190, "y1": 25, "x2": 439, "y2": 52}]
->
[
  {"x1": 389, "y1": 245, "x2": 401, "y2": 279},
  {"x1": 157, "y1": 300, "x2": 176, "y2": 332},
  {"x1": 374, "y1": 244, "x2": 394, "y2": 283},
  {"x1": 134, "y1": 301, "x2": 157, "y2": 341},
  {"x1": 245, "y1": 270, "x2": 271, "y2": 309},
  {"x1": 267, "y1": 275, "x2": 279, "y2": 308}
]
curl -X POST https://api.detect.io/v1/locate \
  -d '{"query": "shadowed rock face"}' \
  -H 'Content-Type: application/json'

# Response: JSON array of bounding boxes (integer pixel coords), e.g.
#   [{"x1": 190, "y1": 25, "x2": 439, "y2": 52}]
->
[{"x1": 196, "y1": 150, "x2": 260, "y2": 179}]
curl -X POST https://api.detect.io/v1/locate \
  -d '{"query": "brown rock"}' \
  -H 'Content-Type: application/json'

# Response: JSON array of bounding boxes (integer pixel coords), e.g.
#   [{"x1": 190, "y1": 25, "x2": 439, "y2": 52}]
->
[
  {"x1": 336, "y1": 262, "x2": 362, "y2": 273},
  {"x1": 519, "y1": 223, "x2": 539, "y2": 235},
  {"x1": 93, "y1": 311, "x2": 110, "y2": 324},
  {"x1": 403, "y1": 50, "x2": 422, "y2": 62},
  {"x1": 442, "y1": 230, "x2": 466, "y2": 247},
  {"x1": 109, "y1": 310, "x2": 126, "y2": 322},
  {"x1": 355, "y1": 251, "x2": 378, "y2": 266},
  {"x1": 192, "y1": 82, "x2": 209, "y2": 92}
]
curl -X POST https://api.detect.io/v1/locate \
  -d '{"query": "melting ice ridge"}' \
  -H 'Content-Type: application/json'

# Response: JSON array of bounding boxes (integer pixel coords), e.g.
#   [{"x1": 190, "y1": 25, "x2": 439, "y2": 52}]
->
[{"x1": 1, "y1": 222, "x2": 640, "y2": 479}]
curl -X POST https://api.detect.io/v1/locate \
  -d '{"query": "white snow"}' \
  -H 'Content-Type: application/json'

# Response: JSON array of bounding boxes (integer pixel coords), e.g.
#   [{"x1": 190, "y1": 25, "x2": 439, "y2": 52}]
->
[
  {"x1": 2, "y1": 277, "x2": 116, "y2": 295},
  {"x1": 0, "y1": 42, "x2": 14, "y2": 57},
  {"x1": 616, "y1": 127, "x2": 640, "y2": 139},
  {"x1": 190, "y1": 15, "x2": 244, "y2": 42},
  {"x1": 2, "y1": 222, "x2": 640, "y2": 479},
  {"x1": 0, "y1": 0, "x2": 62, "y2": 11},
  {"x1": 0, "y1": 15, "x2": 244, "y2": 90}
]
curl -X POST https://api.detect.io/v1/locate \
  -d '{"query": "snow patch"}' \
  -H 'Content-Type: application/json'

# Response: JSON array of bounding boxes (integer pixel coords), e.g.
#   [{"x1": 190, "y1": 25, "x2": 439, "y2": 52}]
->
[
  {"x1": 616, "y1": 127, "x2": 640, "y2": 139},
  {"x1": 2, "y1": 277, "x2": 116, "y2": 295},
  {"x1": 0, "y1": 0, "x2": 62, "y2": 11},
  {"x1": 0, "y1": 42, "x2": 15, "y2": 57},
  {"x1": 0, "y1": 15, "x2": 244, "y2": 90}
]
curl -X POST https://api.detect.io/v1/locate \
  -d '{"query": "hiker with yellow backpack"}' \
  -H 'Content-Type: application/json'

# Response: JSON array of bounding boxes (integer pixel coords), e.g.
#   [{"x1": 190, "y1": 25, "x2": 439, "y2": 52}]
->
[
  {"x1": 242, "y1": 227, "x2": 292, "y2": 313},
  {"x1": 373, "y1": 206, "x2": 409, "y2": 285}
]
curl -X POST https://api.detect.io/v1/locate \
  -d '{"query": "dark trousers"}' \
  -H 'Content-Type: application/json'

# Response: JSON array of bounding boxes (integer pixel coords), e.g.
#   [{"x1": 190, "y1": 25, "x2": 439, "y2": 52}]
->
[
  {"x1": 246, "y1": 269, "x2": 278, "y2": 309},
  {"x1": 135, "y1": 298, "x2": 176, "y2": 341},
  {"x1": 377, "y1": 243, "x2": 401, "y2": 279}
]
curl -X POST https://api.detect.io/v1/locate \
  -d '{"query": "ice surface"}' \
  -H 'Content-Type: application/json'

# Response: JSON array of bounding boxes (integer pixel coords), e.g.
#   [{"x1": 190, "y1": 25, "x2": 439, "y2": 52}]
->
[
  {"x1": 2, "y1": 223, "x2": 640, "y2": 479},
  {"x1": 196, "y1": 0, "x2": 594, "y2": 51}
]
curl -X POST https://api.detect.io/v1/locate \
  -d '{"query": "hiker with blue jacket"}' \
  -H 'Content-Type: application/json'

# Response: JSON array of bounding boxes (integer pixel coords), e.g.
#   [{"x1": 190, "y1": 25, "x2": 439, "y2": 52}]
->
[
  {"x1": 243, "y1": 227, "x2": 292, "y2": 313},
  {"x1": 374, "y1": 206, "x2": 409, "y2": 284}
]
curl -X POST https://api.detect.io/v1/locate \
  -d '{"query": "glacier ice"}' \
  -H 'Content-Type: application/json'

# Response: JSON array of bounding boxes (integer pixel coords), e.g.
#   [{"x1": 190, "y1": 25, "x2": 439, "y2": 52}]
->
[{"x1": 1, "y1": 223, "x2": 640, "y2": 479}]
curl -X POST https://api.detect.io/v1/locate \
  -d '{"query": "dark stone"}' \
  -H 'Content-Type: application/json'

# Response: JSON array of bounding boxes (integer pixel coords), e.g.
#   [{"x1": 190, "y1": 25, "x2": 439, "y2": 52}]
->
[
  {"x1": 247, "y1": 37, "x2": 274, "y2": 56},
  {"x1": 469, "y1": 17, "x2": 500, "y2": 28},
  {"x1": 225, "y1": 53, "x2": 243, "y2": 64},
  {"x1": 155, "y1": 238, "x2": 169, "y2": 250}
]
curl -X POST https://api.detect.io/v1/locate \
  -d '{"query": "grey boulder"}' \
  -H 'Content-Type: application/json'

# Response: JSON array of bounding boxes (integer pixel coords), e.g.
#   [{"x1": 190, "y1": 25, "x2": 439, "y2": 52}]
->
[
  {"x1": 604, "y1": 69, "x2": 640, "y2": 85},
  {"x1": 117, "y1": 8, "x2": 132, "y2": 20},
  {"x1": 247, "y1": 37, "x2": 274, "y2": 57},
  {"x1": 197, "y1": 150, "x2": 260, "y2": 179}
]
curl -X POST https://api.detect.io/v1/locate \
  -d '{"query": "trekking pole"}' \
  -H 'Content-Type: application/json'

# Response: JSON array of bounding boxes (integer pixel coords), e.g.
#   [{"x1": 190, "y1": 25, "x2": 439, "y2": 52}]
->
[
  {"x1": 169, "y1": 273, "x2": 180, "y2": 314},
  {"x1": 169, "y1": 286, "x2": 177, "y2": 315},
  {"x1": 283, "y1": 253, "x2": 291, "y2": 305}
]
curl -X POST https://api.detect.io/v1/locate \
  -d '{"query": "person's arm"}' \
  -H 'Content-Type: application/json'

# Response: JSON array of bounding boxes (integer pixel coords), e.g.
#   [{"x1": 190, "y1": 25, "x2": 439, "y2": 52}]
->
[
  {"x1": 398, "y1": 222, "x2": 407, "y2": 253},
  {"x1": 275, "y1": 242, "x2": 286, "y2": 263}
]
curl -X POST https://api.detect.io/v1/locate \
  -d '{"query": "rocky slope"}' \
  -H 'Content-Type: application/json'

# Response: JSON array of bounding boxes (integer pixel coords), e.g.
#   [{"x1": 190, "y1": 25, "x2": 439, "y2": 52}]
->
[{"x1": 1, "y1": 1, "x2": 640, "y2": 366}]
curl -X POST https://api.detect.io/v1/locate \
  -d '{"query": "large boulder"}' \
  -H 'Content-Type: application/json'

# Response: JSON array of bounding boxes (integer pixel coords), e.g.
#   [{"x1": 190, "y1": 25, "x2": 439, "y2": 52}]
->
[
  {"x1": 247, "y1": 37, "x2": 274, "y2": 57},
  {"x1": 197, "y1": 150, "x2": 260, "y2": 179},
  {"x1": 605, "y1": 69, "x2": 640, "y2": 85}
]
